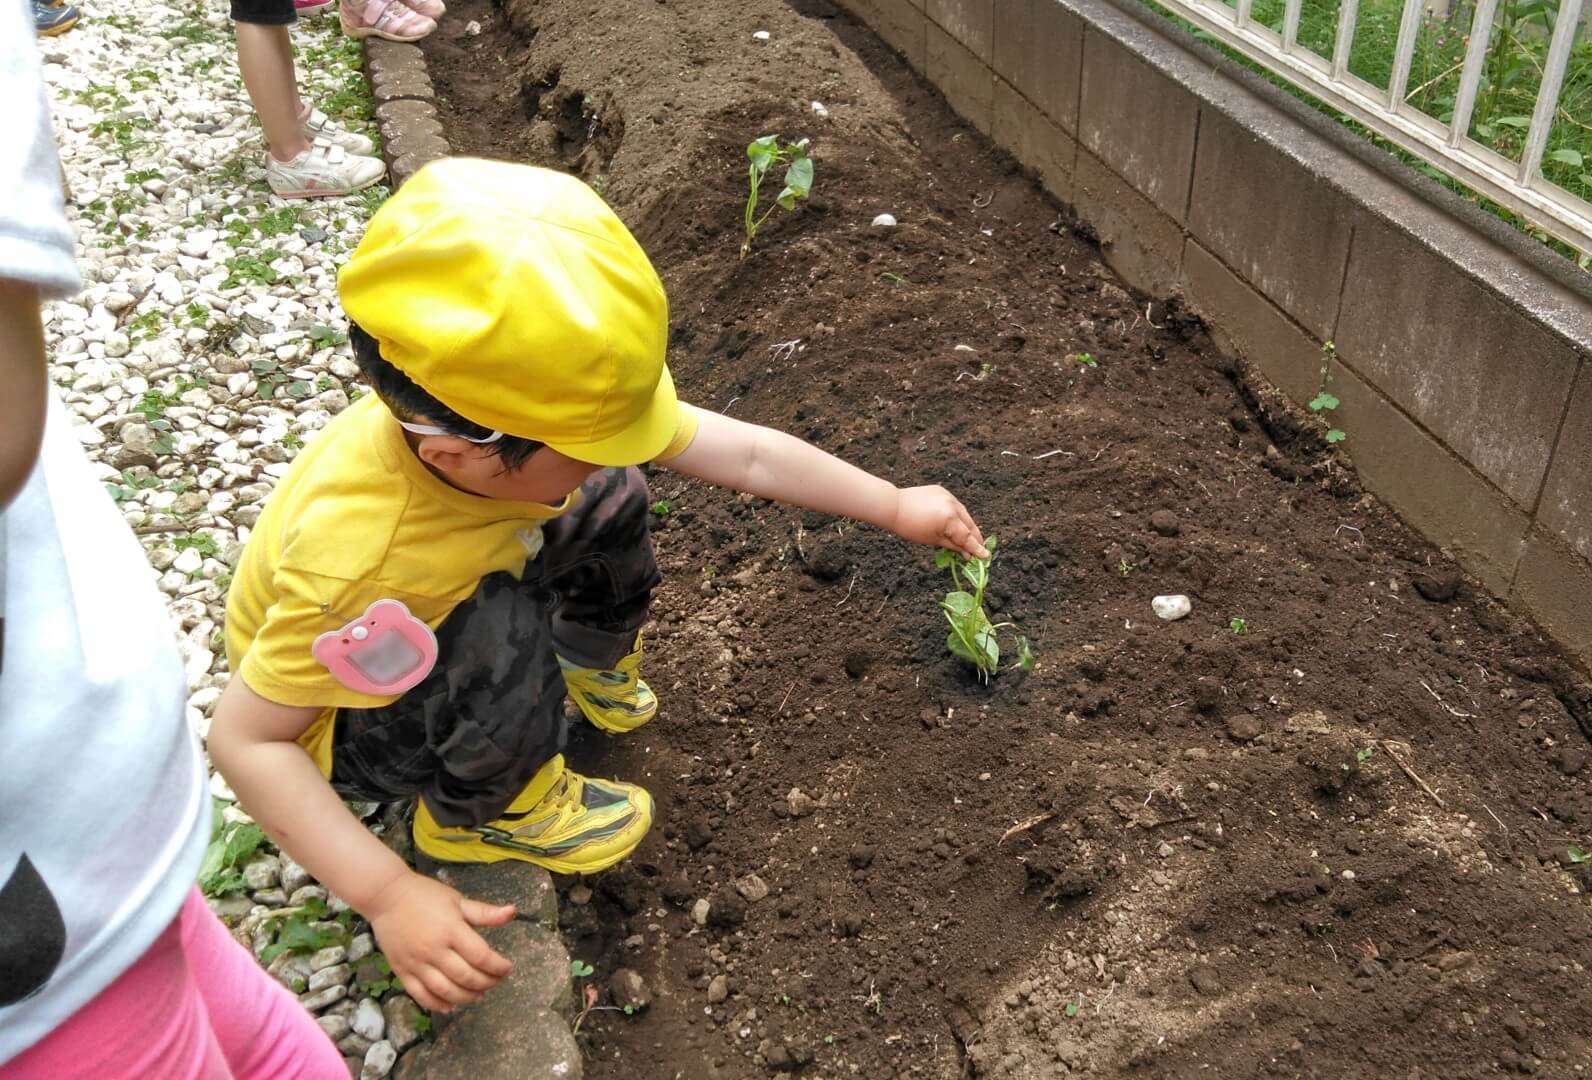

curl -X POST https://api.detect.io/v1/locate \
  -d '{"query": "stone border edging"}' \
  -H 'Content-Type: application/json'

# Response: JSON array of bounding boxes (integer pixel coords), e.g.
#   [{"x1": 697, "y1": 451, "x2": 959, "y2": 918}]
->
[{"x1": 364, "y1": 38, "x2": 452, "y2": 186}]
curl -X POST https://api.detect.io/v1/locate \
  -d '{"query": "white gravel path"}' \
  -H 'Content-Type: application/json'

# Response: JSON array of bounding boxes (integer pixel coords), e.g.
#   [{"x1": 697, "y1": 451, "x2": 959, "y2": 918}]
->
[{"x1": 38, "y1": 6, "x2": 420, "y2": 1072}]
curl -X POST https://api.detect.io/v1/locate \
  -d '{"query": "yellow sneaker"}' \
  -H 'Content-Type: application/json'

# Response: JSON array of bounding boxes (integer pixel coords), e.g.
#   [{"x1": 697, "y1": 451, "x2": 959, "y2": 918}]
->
[
  {"x1": 411, "y1": 755, "x2": 653, "y2": 874},
  {"x1": 558, "y1": 634, "x2": 657, "y2": 734}
]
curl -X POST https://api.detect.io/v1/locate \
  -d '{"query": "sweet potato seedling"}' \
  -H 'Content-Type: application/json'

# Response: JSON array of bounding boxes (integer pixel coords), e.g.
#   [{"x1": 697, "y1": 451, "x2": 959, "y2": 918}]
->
[
  {"x1": 936, "y1": 536, "x2": 1035, "y2": 681},
  {"x1": 742, "y1": 135, "x2": 813, "y2": 258}
]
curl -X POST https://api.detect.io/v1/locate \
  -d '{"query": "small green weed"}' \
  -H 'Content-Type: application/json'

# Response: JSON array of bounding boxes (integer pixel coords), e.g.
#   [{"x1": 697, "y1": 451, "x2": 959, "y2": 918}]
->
[
  {"x1": 257, "y1": 896, "x2": 353, "y2": 965},
  {"x1": 937, "y1": 536, "x2": 1035, "y2": 681},
  {"x1": 1229, "y1": 617, "x2": 1249, "y2": 635},
  {"x1": 570, "y1": 960, "x2": 594, "y2": 978},
  {"x1": 223, "y1": 254, "x2": 281, "y2": 289},
  {"x1": 173, "y1": 533, "x2": 222, "y2": 558},
  {"x1": 1569, "y1": 845, "x2": 1589, "y2": 865},
  {"x1": 308, "y1": 324, "x2": 347, "y2": 349},
  {"x1": 198, "y1": 801, "x2": 265, "y2": 897},
  {"x1": 741, "y1": 135, "x2": 814, "y2": 258},
  {"x1": 878, "y1": 271, "x2": 911, "y2": 285},
  {"x1": 1073, "y1": 352, "x2": 1097, "y2": 368},
  {"x1": 133, "y1": 388, "x2": 179, "y2": 421},
  {"x1": 106, "y1": 468, "x2": 160, "y2": 504},
  {"x1": 650, "y1": 499, "x2": 672, "y2": 516},
  {"x1": 1064, "y1": 1002, "x2": 1081, "y2": 1019},
  {"x1": 1118, "y1": 558, "x2": 1137, "y2": 577},
  {"x1": 1310, "y1": 341, "x2": 1346, "y2": 444}
]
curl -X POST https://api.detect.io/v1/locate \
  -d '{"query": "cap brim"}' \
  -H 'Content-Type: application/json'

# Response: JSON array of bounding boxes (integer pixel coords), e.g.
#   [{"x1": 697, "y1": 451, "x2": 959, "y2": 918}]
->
[{"x1": 543, "y1": 365, "x2": 682, "y2": 467}]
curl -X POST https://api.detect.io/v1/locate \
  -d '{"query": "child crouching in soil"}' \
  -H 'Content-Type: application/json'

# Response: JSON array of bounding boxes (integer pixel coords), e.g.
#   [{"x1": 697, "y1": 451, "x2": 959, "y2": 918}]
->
[{"x1": 208, "y1": 158, "x2": 987, "y2": 1013}]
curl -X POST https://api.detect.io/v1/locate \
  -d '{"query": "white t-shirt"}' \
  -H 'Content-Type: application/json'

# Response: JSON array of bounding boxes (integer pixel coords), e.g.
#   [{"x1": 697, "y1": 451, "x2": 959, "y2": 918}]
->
[{"x1": 0, "y1": 0, "x2": 211, "y2": 1061}]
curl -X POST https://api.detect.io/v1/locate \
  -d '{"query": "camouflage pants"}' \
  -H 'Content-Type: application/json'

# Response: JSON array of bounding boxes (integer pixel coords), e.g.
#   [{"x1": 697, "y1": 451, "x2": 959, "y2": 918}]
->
[{"x1": 328, "y1": 467, "x2": 659, "y2": 827}]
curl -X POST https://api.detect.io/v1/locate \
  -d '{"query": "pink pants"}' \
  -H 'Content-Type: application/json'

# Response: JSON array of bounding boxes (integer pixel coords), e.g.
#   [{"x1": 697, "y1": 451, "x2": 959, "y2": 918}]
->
[{"x1": 3, "y1": 887, "x2": 346, "y2": 1079}]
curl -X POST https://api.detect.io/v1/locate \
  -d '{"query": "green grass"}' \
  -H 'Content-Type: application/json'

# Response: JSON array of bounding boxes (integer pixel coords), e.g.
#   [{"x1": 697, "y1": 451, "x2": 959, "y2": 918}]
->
[{"x1": 1144, "y1": 0, "x2": 1592, "y2": 267}]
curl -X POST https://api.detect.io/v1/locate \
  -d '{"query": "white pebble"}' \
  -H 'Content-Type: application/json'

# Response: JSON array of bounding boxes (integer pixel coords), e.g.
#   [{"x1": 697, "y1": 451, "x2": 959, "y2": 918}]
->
[
  {"x1": 360, "y1": 1041, "x2": 397, "y2": 1080},
  {"x1": 871, "y1": 213, "x2": 896, "y2": 228},
  {"x1": 1152, "y1": 594, "x2": 1192, "y2": 621},
  {"x1": 752, "y1": 29, "x2": 770, "y2": 40},
  {"x1": 351, "y1": 997, "x2": 386, "y2": 1042}
]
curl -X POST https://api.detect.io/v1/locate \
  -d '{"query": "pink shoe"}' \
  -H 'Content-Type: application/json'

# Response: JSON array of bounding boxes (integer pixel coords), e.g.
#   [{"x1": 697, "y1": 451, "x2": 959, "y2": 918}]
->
[
  {"x1": 295, "y1": 0, "x2": 334, "y2": 15},
  {"x1": 397, "y1": 0, "x2": 443, "y2": 19},
  {"x1": 339, "y1": 0, "x2": 435, "y2": 41}
]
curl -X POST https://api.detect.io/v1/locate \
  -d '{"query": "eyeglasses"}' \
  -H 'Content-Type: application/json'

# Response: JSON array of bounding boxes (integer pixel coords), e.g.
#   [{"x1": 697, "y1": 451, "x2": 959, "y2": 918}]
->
[{"x1": 396, "y1": 420, "x2": 504, "y2": 444}]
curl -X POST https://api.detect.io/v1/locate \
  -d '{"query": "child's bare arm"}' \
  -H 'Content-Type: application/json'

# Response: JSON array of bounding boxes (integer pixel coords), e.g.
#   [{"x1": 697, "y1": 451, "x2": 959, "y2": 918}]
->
[
  {"x1": 661, "y1": 407, "x2": 989, "y2": 559},
  {"x1": 208, "y1": 678, "x2": 514, "y2": 1012}
]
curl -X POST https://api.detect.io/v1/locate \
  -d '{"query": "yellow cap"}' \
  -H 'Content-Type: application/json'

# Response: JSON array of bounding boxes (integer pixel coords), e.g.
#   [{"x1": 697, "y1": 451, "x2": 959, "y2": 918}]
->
[{"x1": 337, "y1": 158, "x2": 677, "y2": 466}]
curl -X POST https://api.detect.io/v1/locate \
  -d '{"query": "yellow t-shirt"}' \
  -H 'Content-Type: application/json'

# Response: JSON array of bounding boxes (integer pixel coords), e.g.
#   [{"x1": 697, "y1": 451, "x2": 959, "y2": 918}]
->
[{"x1": 225, "y1": 394, "x2": 699, "y2": 775}]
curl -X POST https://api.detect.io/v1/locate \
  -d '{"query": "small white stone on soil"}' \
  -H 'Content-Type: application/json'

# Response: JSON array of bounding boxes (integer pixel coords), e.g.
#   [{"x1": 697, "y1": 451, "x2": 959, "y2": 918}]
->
[
  {"x1": 360, "y1": 1040, "x2": 397, "y2": 1080},
  {"x1": 309, "y1": 945, "x2": 347, "y2": 972},
  {"x1": 347, "y1": 933, "x2": 375, "y2": 963},
  {"x1": 691, "y1": 899, "x2": 711, "y2": 927},
  {"x1": 1152, "y1": 594, "x2": 1192, "y2": 621},
  {"x1": 707, "y1": 974, "x2": 729, "y2": 1004},
  {"x1": 464, "y1": 19, "x2": 481, "y2": 34},
  {"x1": 299, "y1": 987, "x2": 350, "y2": 1013},
  {"x1": 307, "y1": 963, "x2": 351, "y2": 992},
  {"x1": 242, "y1": 855, "x2": 280, "y2": 891},
  {"x1": 734, "y1": 874, "x2": 769, "y2": 903},
  {"x1": 871, "y1": 213, "x2": 896, "y2": 227},
  {"x1": 351, "y1": 996, "x2": 385, "y2": 1041},
  {"x1": 811, "y1": 101, "x2": 830, "y2": 118},
  {"x1": 752, "y1": 29, "x2": 770, "y2": 40}
]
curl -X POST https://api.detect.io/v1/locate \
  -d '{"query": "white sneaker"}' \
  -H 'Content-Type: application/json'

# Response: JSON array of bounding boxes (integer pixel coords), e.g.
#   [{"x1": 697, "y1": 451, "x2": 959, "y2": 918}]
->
[
  {"x1": 302, "y1": 106, "x2": 376, "y2": 157},
  {"x1": 266, "y1": 139, "x2": 386, "y2": 199}
]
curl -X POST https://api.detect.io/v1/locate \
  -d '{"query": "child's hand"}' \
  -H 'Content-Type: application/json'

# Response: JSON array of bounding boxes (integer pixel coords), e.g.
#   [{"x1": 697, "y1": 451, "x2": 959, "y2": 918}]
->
[
  {"x1": 891, "y1": 485, "x2": 989, "y2": 559},
  {"x1": 365, "y1": 871, "x2": 516, "y2": 1013}
]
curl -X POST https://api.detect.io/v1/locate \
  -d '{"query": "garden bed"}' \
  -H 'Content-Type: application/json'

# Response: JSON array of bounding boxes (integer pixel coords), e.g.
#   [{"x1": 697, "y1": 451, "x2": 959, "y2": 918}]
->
[{"x1": 420, "y1": 1, "x2": 1592, "y2": 1075}]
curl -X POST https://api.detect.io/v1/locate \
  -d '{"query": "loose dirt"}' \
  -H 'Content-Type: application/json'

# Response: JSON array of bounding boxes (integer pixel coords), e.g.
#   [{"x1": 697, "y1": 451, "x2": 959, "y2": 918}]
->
[{"x1": 421, "y1": 1, "x2": 1592, "y2": 1076}]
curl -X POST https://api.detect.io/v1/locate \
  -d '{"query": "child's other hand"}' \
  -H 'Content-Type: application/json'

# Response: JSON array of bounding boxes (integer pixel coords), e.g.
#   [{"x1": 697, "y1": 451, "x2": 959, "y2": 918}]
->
[
  {"x1": 891, "y1": 485, "x2": 989, "y2": 560},
  {"x1": 365, "y1": 871, "x2": 516, "y2": 1013}
]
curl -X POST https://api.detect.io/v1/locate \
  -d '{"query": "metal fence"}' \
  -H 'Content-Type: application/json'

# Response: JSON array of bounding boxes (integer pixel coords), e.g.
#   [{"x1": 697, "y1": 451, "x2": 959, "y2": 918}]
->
[{"x1": 1146, "y1": 0, "x2": 1592, "y2": 256}]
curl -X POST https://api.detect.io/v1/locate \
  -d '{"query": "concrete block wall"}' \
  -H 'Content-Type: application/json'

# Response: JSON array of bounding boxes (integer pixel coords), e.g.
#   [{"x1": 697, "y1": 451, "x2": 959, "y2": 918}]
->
[{"x1": 835, "y1": 0, "x2": 1592, "y2": 669}]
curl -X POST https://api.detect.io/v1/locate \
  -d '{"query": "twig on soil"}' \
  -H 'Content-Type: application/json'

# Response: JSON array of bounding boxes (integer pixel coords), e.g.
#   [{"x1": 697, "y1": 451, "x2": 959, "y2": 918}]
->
[
  {"x1": 1378, "y1": 741, "x2": 1446, "y2": 809},
  {"x1": 114, "y1": 282, "x2": 155, "y2": 329},
  {"x1": 1032, "y1": 449, "x2": 1074, "y2": 460},
  {"x1": 1334, "y1": 524, "x2": 1364, "y2": 540},
  {"x1": 998, "y1": 812, "x2": 1055, "y2": 846},
  {"x1": 778, "y1": 682, "x2": 796, "y2": 714},
  {"x1": 769, "y1": 338, "x2": 802, "y2": 362},
  {"x1": 1091, "y1": 443, "x2": 1113, "y2": 462},
  {"x1": 1483, "y1": 804, "x2": 1510, "y2": 849},
  {"x1": 1000, "y1": 450, "x2": 1021, "y2": 457},
  {"x1": 834, "y1": 571, "x2": 858, "y2": 607},
  {"x1": 1419, "y1": 679, "x2": 1478, "y2": 729},
  {"x1": 1145, "y1": 302, "x2": 1165, "y2": 330},
  {"x1": 972, "y1": 190, "x2": 993, "y2": 208},
  {"x1": 795, "y1": 523, "x2": 806, "y2": 561},
  {"x1": 133, "y1": 519, "x2": 216, "y2": 535}
]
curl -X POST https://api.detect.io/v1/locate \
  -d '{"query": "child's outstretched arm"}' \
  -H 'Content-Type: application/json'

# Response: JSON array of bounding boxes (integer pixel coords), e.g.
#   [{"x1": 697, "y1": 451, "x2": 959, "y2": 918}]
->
[
  {"x1": 662, "y1": 407, "x2": 989, "y2": 559},
  {"x1": 209, "y1": 679, "x2": 515, "y2": 1013}
]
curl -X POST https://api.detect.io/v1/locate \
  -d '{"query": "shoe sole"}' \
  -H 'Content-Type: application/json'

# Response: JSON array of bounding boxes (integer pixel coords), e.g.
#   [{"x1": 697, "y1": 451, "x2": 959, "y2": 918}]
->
[
  {"x1": 37, "y1": 13, "x2": 78, "y2": 34},
  {"x1": 270, "y1": 173, "x2": 386, "y2": 200}
]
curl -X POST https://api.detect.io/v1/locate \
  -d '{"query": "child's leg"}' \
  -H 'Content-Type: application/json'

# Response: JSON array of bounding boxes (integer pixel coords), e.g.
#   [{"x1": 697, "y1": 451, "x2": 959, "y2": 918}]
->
[
  {"x1": 176, "y1": 890, "x2": 344, "y2": 1080},
  {"x1": 538, "y1": 467, "x2": 663, "y2": 733},
  {"x1": 2, "y1": 896, "x2": 231, "y2": 1079},
  {"x1": 230, "y1": 9, "x2": 308, "y2": 163},
  {"x1": 535, "y1": 466, "x2": 662, "y2": 670}
]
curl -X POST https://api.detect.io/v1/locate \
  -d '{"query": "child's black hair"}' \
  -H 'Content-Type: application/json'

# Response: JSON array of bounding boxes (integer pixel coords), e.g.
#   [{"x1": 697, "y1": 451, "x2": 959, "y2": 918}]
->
[{"x1": 349, "y1": 323, "x2": 543, "y2": 471}]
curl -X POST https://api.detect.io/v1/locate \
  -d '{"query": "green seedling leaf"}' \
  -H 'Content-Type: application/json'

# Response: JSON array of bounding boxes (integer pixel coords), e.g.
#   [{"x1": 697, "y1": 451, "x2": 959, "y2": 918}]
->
[
  {"x1": 1016, "y1": 635, "x2": 1035, "y2": 671},
  {"x1": 570, "y1": 960, "x2": 594, "y2": 978},
  {"x1": 1308, "y1": 392, "x2": 1340, "y2": 412},
  {"x1": 747, "y1": 135, "x2": 779, "y2": 172},
  {"x1": 784, "y1": 155, "x2": 813, "y2": 197},
  {"x1": 1569, "y1": 845, "x2": 1589, "y2": 865},
  {"x1": 1325, "y1": 429, "x2": 1347, "y2": 444},
  {"x1": 199, "y1": 822, "x2": 265, "y2": 896},
  {"x1": 942, "y1": 591, "x2": 978, "y2": 618},
  {"x1": 1548, "y1": 148, "x2": 1584, "y2": 168},
  {"x1": 934, "y1": 549, "x2": 958, "y2": 570},
  {"x1": 1495, "y1": 115, "x2": 1532, "y2": 129},
  {"x1": 1064, "y1": 1002, "x2": 1080, "y2": 1018}
]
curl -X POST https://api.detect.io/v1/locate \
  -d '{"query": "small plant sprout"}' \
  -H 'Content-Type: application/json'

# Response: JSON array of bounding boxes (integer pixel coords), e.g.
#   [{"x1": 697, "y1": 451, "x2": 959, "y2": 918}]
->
[
  {"x1": 1356, "y1": 747, "x2": 1376, "y2": 766},
  {"x1": 1569, "y1": 845, "x2": 1589, "y2": 865},
  {"x1": 1118, "y1": 558, "x2": 1137, "y2": 577},
  {"x1": 1310, "y1": 341, "x2": 1346, "y2": 444},
  {"x1": 1064, "y1": 1001, "x2": 1081, "y2": 1019},
  {"x1": 1229, "y1": 616, "x2": 1249, "y2": 635},
  {"x1": 570, "y1": 959, "x2": 594, "y2": 978},
  {"x1": 651, "y1": 499, "x2": 672, "y2": 516},
  {"x1": 1072, "y1": 352, "x2": 1097, "y2": 368},
  {"x1": 936, "y1": 535, "x2": 1035, "y2": 681},
  {"x1": 741, "y1": 135, "x2": 813, "y2": 258}
]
